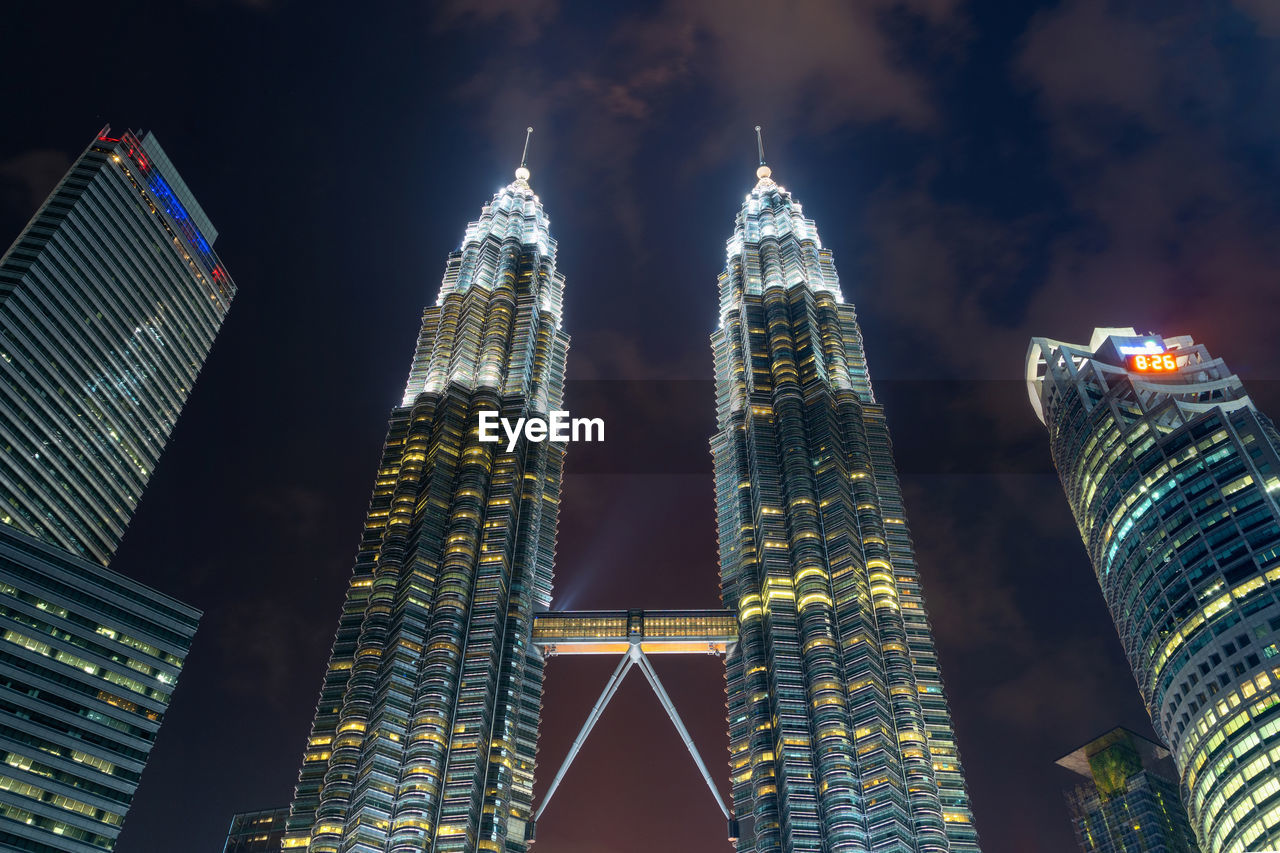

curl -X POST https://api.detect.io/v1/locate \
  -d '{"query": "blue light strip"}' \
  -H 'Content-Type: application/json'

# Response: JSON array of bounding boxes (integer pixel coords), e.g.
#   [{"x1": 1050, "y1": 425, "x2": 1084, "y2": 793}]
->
[{"x1": 145, "y1": 171, "x2": 218, "y2": 275}]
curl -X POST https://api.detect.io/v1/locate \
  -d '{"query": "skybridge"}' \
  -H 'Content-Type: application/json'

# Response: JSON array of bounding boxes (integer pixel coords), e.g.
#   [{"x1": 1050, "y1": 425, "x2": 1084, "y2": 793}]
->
[
  {"x1": 528, "y1": 608, "x2": 741, "y2": 841},
  {"x1": 530, "y1": 608, "x2": 737, "y2": 656}
]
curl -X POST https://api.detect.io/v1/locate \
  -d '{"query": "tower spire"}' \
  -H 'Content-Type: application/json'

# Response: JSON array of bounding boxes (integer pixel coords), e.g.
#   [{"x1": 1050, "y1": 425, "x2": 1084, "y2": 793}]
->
[
  {"x1": 516, "y1": 126, "x2": 533, "y2": 183},
  {"x1": 754, "y1": 125, "x2": 772, "y2": 182}
]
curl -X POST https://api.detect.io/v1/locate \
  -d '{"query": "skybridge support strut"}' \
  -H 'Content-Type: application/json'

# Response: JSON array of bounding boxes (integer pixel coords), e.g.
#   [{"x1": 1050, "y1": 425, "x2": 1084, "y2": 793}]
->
[
  {"x1": 534, "y1": 648, "x2": 633, "y2": 823},
  {"x1": 530, "y1": 642, "x2": 730, "y2": 841},
  {"x1": 633, "y1": 647, "x2": 730, "y2": 820}
]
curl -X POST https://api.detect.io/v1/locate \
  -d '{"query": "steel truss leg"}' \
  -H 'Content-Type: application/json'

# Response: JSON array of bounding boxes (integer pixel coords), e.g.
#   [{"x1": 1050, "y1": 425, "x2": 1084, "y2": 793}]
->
[
  {"x1": 534, "y1": 650, "x2": 634, "y2": 821},
  {"x1": 533, "y1": 644, "x2": 729, "y2": 830},
  {"x1": 633, "y1": 649, "x2": 730, "y2": 819}
]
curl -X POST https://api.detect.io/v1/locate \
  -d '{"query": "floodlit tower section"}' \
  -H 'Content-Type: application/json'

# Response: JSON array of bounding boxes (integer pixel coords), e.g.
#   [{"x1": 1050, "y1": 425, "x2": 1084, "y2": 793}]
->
[
  {"x1": 710, "y1": 144, "x2": 980, "y2": 852},
  {"x1": 284, "y1": 148, "x2": 567, "y2": 853},
  {"x1": 1028, "y1": 329, "x2": 1280, "y2": 853}
]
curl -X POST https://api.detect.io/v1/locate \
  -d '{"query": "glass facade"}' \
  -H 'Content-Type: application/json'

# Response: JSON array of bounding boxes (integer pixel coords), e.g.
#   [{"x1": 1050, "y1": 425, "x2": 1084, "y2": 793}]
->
[
  {"x1": 0, "y1": 128, "x2": 235, "y2": 565},
  {"x1": 1028, "y1": 328, "x2": 1280, "y2": 853},
  {"x1": 711, "y1": 163, "x2": 980, "y2": 852},
  {"x1": 0, "y1": 525, "x2": 198, "y2": 852},
  {"x1": 284, "y1": 164, "x2": 566, "y2": 852},
  {"x1": 0, "y1": 125, "x2": 219, "y2": 850},
  {"x1": 529, "y1": 608, "x2": 738, "y2": 656},
  {"x1": 223, "y1": 807, "x2": 290, "y2": 853},
  {"x1": 1056, "y1": 728, "x2": 1197, "y2": 853}
]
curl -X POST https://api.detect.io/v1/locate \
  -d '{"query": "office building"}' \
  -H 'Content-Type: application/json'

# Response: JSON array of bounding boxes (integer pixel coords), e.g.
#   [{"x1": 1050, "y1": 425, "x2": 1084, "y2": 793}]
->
[
  {"x1": 0, "y1": 126, "x2": 224, "y2": 849},
  {"x1": 1028, "y1": 328, "x2": 1280, "y2": 852},
  {"x1": 0, "y1": 128, "x2": 235, "y2": 565},
  {"x1": 1057, "y1": 727, "x2": 1197, "y2": 852},
  {"x1": 223, "y1": 807, "x2": 290, "y2": 853},
  {"x1": 283, "y1": 152, "x2": 567, "y2": 851},
  {"x1": 710, "y1": 144, "x2": 981, "y2": 851},
  {"x1": 0, "y1": 526, "x2": 198, "y2": 852}
]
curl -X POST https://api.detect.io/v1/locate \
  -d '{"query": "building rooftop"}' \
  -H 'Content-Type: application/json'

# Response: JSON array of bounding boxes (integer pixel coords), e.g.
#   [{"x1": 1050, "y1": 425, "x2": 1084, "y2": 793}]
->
[{"x1": 1056, "y1": 727, "x2": 1171, "y2": 793}]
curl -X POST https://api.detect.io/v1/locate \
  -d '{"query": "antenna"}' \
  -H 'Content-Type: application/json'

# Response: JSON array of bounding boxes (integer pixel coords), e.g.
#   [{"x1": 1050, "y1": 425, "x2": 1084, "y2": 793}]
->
[
  {"x1": 521, "y1": 126, "x2": 534, "y2": 169},
  {"x1": 754, "y1": 126, "x2": 773, "y2": 181}
]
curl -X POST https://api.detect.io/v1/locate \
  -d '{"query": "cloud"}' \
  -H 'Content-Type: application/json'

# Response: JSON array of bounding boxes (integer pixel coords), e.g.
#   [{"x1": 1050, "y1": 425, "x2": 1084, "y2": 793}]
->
[
  {"x1": 979, "y1": 635, "x2": 1139, "y2": 734},
  {"x1": 1017, "y1": 0, "x2": 1165, "y2": 122},
  {"x1": 862, "y1": 182, "x2": 1052, "y2": 378},
  {"x1": 249, "y1": 484, "x2": 334, "y2": 541},
  {"x1": 434, "y1": 0, "x2": 560, "y2": 43},
  {"x1": 854, "y1": 0, "x2": 1280, "y2": 383},
  {"x1": 438, "y1": 0, "x2": 963, "y2": 128},
  {"x1": 1234, "y1": 0, "x2": 1280, "y2": 36},
  {"x1": 433, "y1": 0, "x2": 968, "y2": 257},
  {"x1": 905, "y1": 474, "x2": 1074, "y2": 656},
  {"x1": 1015, "y1": 0, "x2": 1280, "y2": 373},
  {"x1": 902, "y1": 471, "x2": 1148, "y2": 761},
  {"x1": 216, "y1": 594, "x2": 332, "y2": 709},
  {"x1": 619, "y1": 0, "x2": 964, "y2": 131},
  {"x1": 180, "y1": 0, "x2": 278, "y2": 9},
  {"x1": 570, "y1": 330, "x2": 706, "y2": 380}
]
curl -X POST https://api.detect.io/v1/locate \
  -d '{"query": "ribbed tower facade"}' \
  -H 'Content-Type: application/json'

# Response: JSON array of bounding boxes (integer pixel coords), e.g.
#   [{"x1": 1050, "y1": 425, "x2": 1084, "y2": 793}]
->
[
  {"x1": 0, "y1": 129, "x2": 234, "y2": 565},
  {"x1": 284, "y1": 162, "x2": 566, "y2": 853},
  {"x1": 1028, "y1": 329, "x2": 1280, "y2": 853},
  {"x1": 711, "y1": 161, "x2": 980, "y2": 853}
]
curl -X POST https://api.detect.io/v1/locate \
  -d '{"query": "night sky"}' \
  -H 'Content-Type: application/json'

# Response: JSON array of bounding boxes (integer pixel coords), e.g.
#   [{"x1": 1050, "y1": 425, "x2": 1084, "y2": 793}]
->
[{"x1": 3, "y1": 2, "x2": 1280, "y2": 851}]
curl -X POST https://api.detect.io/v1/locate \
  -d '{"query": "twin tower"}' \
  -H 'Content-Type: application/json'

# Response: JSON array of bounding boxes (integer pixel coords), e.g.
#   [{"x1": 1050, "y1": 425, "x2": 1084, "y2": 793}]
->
[{"x1": 281, "y1": 135, "x2": 982, "y2": 853}]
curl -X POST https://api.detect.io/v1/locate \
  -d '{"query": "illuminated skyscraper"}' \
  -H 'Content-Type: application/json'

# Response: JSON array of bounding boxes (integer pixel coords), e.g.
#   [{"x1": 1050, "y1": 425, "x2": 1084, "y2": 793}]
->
[
  {"x1": 0, "y1": 526, "x2": 198, "y2": 852},
  {"x1": 224, "y1": 807, "x2": 290, "y2": 853},
  {"x1": 284, "y1": 144, "x2": 566, "y2": 852},
  {"x1": 0, "y1": 128, "x2": 235, "y2": 565},
  {"x1": 0, "y1": 126, "x2": 216, "y2": 851},
  {"x1": 1028, "y1": 328, "x2": 1280, "y2": 853},
  {"x1": 1056, "y1": 727, "x2": 1197, "y2": 853},
  {"x1": 711, "y1": 138, "x2": 980, "y2": 852}
]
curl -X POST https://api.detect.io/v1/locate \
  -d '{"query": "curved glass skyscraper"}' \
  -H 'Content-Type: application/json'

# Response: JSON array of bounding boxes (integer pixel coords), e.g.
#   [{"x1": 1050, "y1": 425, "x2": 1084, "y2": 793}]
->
[
  {"x1": 0, "y1": 130, "x2": 235, "y2": 565},
  {"x1": 284, "y1": 159, "x2": 566, "y2": 852},
  {"x1": 1028, "y1": 328, "x2": 1280, "y2": 853},
  {"x1": 711, "y1": 158, "x2": 980, "y2": 852}
]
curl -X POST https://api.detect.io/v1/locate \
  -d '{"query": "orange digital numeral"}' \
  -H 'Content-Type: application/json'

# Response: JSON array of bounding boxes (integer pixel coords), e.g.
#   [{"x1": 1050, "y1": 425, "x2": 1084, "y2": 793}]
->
[{"x1": 1131, "y1": 353, "x2": 1176, "y2": 371}]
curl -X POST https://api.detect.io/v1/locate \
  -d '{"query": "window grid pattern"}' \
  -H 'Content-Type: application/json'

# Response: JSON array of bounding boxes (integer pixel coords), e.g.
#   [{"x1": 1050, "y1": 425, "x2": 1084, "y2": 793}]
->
[
  {"x1": 712, "y1": 171, "x2": 980, "y2": 853},
  {"x1": 285, "y1": 171, "x2": 566, "y2": 853},
  {"x1": 0, "y1": 130, "x2": 234, "y2": 565},
  {"x1": 0, "y1": 527, "x2": 197, "y2": 852},
  {"x1": 223, "y1": 807, "x2": 290, "y2": 853},
  {"x1": 1029, "y1": 330, "x2": 1280, "y2": 853},
  {"x1": 530, "y1": 609, "x2": 738, "y2": 643},
  {"x1": 1066, "y1": 770, "x2": 1197, "y2": 853}
]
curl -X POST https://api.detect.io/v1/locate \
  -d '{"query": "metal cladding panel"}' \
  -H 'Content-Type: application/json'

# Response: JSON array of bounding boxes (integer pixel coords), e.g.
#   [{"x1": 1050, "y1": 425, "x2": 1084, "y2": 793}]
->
[
  {"x1": 286, "y1": 171, "x2": 565, "y2": 853},
  {"x1": 712, "y1": 170, "x2": 980, "y2": 853}
]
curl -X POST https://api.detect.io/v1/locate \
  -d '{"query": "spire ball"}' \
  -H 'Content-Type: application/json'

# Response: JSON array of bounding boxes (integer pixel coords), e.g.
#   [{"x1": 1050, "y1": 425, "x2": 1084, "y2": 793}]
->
[
  {"x1": 515, "y1": 166, "x2": 531, "y2": 182},
  {"x1": 757, "y1": 165, "x2": 772, "y2": 180}
]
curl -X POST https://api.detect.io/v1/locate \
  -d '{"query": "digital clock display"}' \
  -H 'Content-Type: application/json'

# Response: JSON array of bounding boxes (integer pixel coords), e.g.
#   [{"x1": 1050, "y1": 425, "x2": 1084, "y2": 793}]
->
[{"x1": 1128, "y1": 353, "x2": 1177, "y2": 372}]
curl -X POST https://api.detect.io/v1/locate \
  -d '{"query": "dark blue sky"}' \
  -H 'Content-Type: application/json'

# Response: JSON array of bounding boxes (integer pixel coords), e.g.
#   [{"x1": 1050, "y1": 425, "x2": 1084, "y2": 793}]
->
[{"x1": 2, "y1": 1, "x2": 1279, "y2": 851}]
